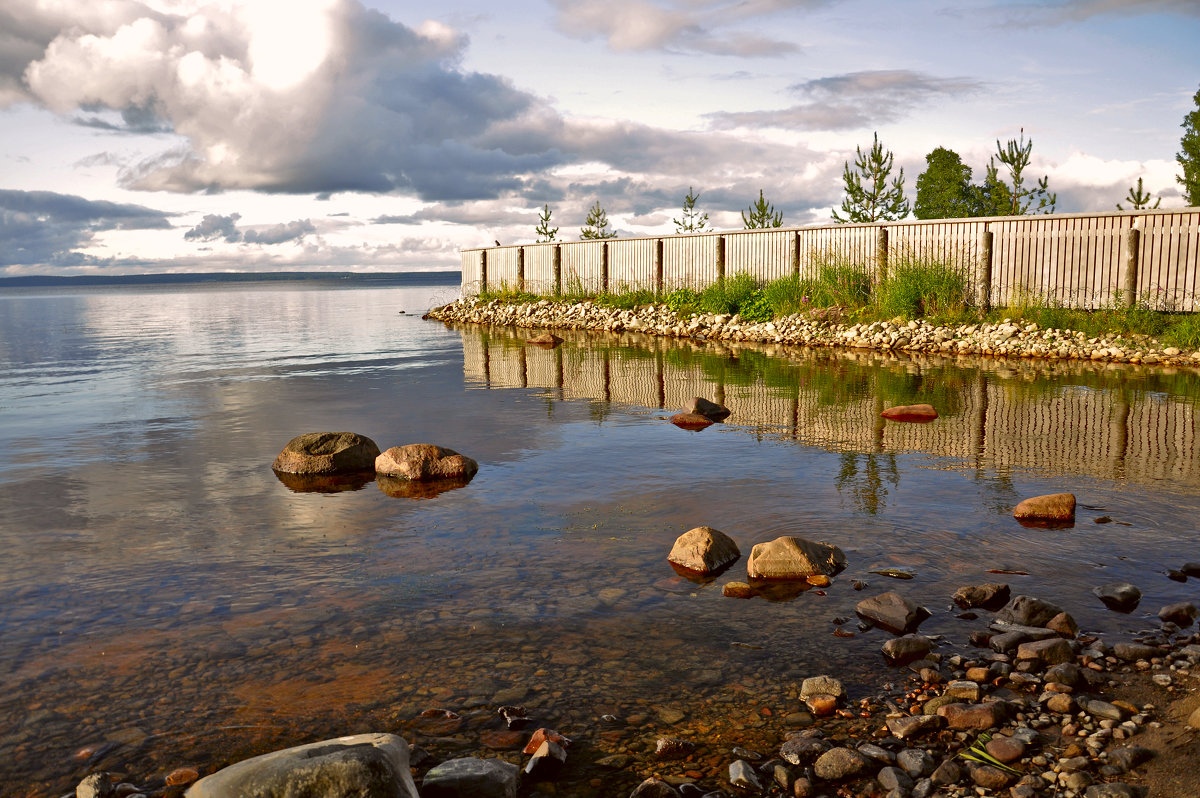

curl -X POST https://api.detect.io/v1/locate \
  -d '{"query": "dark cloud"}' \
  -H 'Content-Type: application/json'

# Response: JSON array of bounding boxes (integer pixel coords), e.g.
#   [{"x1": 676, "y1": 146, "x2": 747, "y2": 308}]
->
[
  {"x1": 75, "y1": 102, "x2": 173, "y2": 134},
  {"x1": 707, "y1": 70, "x2": 983, "y2": 131},
  {"x1": 183, "y1": 214, "x2": 242, "y2": 243},
  {"x1": 0, "y1": 188, "x2": 172, "y2": 267},
  {"x1": 242, "y1": 220, "x2": 316, "y2": 245}
]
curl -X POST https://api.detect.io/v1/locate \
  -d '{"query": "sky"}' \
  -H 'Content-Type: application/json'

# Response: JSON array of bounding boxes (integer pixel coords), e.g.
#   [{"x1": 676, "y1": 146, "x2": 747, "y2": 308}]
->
[{"x1": 1, "y1": 0, "x2": 1198, "y2": 276}]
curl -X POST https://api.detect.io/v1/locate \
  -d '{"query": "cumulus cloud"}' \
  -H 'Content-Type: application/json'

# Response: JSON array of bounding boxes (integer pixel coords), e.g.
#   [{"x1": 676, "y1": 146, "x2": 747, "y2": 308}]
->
[
  {"x1": 5, "y1": 0, "x2": 564, "y2": 201},
  {"x1": 0, "y1": 189, "x2": 172, "y2": 267},
  {"x1": 708, "y1": 70, "x2": 983, "y2": 130},
  {"x1": 549, "y1": 0, "x2": 826, "y2": 55},
  {"x1": 242, "y1": 219, "x2": 316, "y2": 245},
  {"x1": 183, "y1": 213, "x2": 241, "y2": 243}
]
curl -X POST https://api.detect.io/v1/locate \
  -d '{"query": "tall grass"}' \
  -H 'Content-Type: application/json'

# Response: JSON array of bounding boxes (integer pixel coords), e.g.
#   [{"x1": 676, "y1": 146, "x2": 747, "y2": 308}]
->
[{"x1": 874, "y1": 253, "x2": 970, "y2": 323}]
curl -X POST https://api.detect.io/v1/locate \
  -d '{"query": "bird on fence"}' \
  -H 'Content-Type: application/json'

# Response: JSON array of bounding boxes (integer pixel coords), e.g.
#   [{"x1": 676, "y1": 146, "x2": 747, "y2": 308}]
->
[{"x1": 495, "y1": 240, "x2": 501, "y2": 246}]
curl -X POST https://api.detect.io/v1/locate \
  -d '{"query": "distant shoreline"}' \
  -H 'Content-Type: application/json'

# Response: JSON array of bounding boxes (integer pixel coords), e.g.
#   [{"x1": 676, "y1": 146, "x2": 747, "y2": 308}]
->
[{"x1": 0, "y1": 270, "x2": 461, "y2": 288}]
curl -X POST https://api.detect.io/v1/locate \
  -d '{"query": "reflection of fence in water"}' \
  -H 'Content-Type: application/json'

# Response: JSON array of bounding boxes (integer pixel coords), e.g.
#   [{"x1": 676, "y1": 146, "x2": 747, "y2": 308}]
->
[{"x1": 460, "y1": 329, "x2": 1200, "y2": 486}]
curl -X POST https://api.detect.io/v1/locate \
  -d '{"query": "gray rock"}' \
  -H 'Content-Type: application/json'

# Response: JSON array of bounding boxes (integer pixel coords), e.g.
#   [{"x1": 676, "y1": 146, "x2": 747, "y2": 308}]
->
[
  {"x1": 422, "y1": 757, "x2": 519, "y2": 798},
  {"x1": 1084, "y1": 784, "x2": 1141, "y2": 798},
  {"x1": 929, "y1": 758, "x2": 961, "y2": 786},
  {"x1": 668, "y1": 526, "x2": 740, "y2": 575},
  {"x1": 856, "y1": 591, "x2": 928, "y2": 634},
  {"x1": 1158, "y1": 602, "x2": 1198, "y2": 627},
  {"x1": 882, "y1": 634, "x2": 934, "y2": 663},
  {"x1": 186, "y1": 733, "x2": 418, "y2": 798},
  {"x1": 856, "y1": 743, "x2": 895, "y2": 763},
  {"x1": 1016, "y1": 637, "x2": 1074, "y2": 665},
  {"x1": 779, "y1": 736, "x2": 830, "y2": 765},
  {"x1": 1093, "y1": 582, "x2": 1141, "y2": 612},
  {"x1": 813, "y1": 747, "x2": 871, "y2": 781},
  {"x1": 877, "y1": 766, "x2": 913, "y2": 793},
  {"x1": 911, "y1": 777, "x2": 935, "y2": 798},
  {"x1": 995, "y1": 595, "x2": 1063, "y2": 628},
  {"x1": 953, "y1": 583, "x2": 1010, "y2": 610},
  {"x1": 1113, "y1": 642, "x2": 1161, "y2": 662},
  {"x1": 1106, "y1": 746, "x2": 1154, "y2": 773},
  {"x1": 686, "y1": 396, "x2": 731, "y2": 422},
  {"x1": 1044, "y1": 662, "x2": 1085, "y2": 688},
  {"x1": 800, "y1": 675, "x2": 844, "y2": 700},
  {"x1": 629, "y1": 777, "x2": 680, "y2": 797},
  {"x1": 1079, "y1": 697, "x2": 1128, "y2": 721},
  {"x1": 896, "y1": 748, "x2": 935, "y2": 777},
  {"x1": 886, "y1": 714, "x2": 944, "y2": 740},
  {"x1": 272, "y1": 431, "x2": 380, "y2": 475},
  {"x1": 728, "y1": 760, "x2": 761, "y2": 791}
]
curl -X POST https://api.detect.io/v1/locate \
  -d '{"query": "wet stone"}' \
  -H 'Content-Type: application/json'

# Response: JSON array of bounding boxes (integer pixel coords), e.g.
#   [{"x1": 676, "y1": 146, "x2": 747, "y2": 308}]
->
[
  {"x1": 896, "y1": 748, "x2": 935, "y2": 777},
  {"x1": 877, "y1": 765, "x2": 914, "y2": 793},
  {"x1": 779, "y1": 735, "x2": 830, "y2": 766},
  {"x1": 813, "y1": 747, "x2": 872, "y2": 781},
  {"x1": 886, "y1": 714, "x2": 945, "y2": 740},
  {"x1": 1093, "y1": 582, "x2": 1142, "y2": 613},
  {"x1": 728, "y1": 760, "x2": 762, "y2": 791}
]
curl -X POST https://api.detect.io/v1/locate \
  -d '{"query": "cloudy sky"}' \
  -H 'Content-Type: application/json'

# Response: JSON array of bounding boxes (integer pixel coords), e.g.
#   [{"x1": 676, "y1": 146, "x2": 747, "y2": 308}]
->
[{"x1": 1, "y1": 0, "x2": 1197, "y2": 276}]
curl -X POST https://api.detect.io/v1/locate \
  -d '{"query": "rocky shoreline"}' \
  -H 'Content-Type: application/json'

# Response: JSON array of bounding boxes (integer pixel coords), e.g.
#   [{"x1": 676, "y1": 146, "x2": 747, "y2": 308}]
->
[{"x1": 425, "y1": 296, "x2": 1200, "y2": 368}]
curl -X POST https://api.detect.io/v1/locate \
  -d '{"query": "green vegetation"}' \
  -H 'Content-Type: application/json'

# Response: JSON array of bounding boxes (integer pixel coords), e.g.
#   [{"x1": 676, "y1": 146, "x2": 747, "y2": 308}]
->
[
  {"x1": 742, "y1": 189, "x2": 784, "y2": 229},
  {"x1": 834, "y1": 132, "x2": 909, "y2": 223},
  {"x1": 673, "y1": 187, "x2": 709, "y2": 233},
  {"x1": 1179, "y1": 84, "x2": 1200, "y2": 206},
  {"x1": 992, "y1": 128, "x2": 1056, "y2": 215},
  {"x1": 477, "y1": 252, "x2": 1200, "y2": 350},
  {"x1": 580, "y1": 201, "x2": 617, "y2": 240},
  {"x1": 1117, "y1": 177, "x2": 1160, "y2": 211},
  {"x1": 534, "y1": 204, "x2": 558, "y2": 242}
]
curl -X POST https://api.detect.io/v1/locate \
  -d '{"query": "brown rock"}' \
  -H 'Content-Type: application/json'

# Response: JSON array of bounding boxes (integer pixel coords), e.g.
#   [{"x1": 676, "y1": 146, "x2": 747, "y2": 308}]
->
[
  {"x1": 880, "y1": 404, "x2": 938, "y2": 422},
  {"x1": 1046, "y1": 693, "x2": 1076, "y2": 714},
  {"x1": 272, "y1": 432, "x2": 381, "y2": 475},
  {"x1": 985, "y1": 735, "x2": 1026, "y2": 764},
  {"x1": 669, "y1": 411, "x2": 714, "y2": 430},
  {"x1": 723, "y1": 581, "x2": 754, "y2": 598},
  {"x1": 668, "y1": 526, "x2": 740, "y2": 575},
  {"x1": 375, "y1": 444, "x2": 478, "y2": 481},
  {"x1": 165, "y1": 768, "x2": 199, "y2": 787},
  {"x1": 1012, "y1": 492, "x2": 1076, "y2": 522},
  {"x1": 480, "y1": 730, "x2": 526, "y2": 750},
  {"x1": 746, "y1": 536, "x2": 846, "y2": 580},
  {"x1": 1047, "y1": 611, "x2": 1079, "y2": 637},
  {"x1": 523, "y1": 728, "x2": 571, "y2": 755},
  {"x1": 526, "y1": 332, "x2": 563, "y2": 347},
  {"x1": 936, "y1": 702, "x2": 1011, "y2": 730},
  {"x1": 953, "y1": 583, "x2": 1010, "y2": 610},
  {"x1": 1017, "y1": 637, "x2": 1074, "y2": 665},
  {"x1": 1158, "y1": 602, "x2": 1199, "y2": 627},
  {"x1": 805, "y1": 694, "x2": 838, "y2": 716}
]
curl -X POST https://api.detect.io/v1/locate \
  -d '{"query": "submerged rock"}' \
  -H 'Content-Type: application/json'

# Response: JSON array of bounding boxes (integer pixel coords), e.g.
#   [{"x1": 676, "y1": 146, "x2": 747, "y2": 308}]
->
[
  {"x1": 1093, "y1": 582, "x2": 1142, "y2": 612},
  {"x1": 668, "y1": 526, "x2": 740, "y2": 575},
  {"x1": 272, "y1": 432, "x2": 381, "y2": 475},
  {"x1": 526, "y1": 331, "x2": 564, "y2": 347},
  {"x1": 421, "y1": 757, "x2": 519, "y2": 798},
  {"x1": 855, "y1": 591, "x2": 929, "y2": 634},
  {"x1": 375, "y1": 444, "x2": 478, "y2": 482},
  {"x1": 669, "y1": 411, "x2": 714, "y2": 430},
  {"x1": 953, "y1": 583, "x2": 1010, "y2": 610}
]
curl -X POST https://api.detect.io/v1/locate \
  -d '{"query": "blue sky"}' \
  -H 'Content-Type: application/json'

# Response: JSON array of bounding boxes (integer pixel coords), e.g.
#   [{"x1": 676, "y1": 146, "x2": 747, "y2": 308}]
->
[{"x1": 1, "y1": 0, "x2": 1197, "y2": 275}]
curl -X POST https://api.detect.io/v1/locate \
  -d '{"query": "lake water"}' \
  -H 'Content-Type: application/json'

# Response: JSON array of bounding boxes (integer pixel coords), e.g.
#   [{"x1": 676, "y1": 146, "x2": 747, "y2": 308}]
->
[{"x1": 2, "y1": 279, "x2": 1199, "y2": 796}]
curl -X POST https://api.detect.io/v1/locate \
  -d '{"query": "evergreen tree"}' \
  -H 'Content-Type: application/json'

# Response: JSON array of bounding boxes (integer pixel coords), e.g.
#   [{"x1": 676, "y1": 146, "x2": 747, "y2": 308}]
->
[
  {"x1": 580, "y1": 201, "x2": 617, "y2": 240},
  {"x1": 1116, "y1": 177, "x2": 1161, "y2": 211},
  {"x1": 968, "y1": 162, "x2": 1014, "y2": 217},
  {"x1": 741, "y1": 189, "x2": 783, "y2": 229},
  {"x1": 914, "y1": 147, "x2": 975, "y2": 219},
  {"x1": 534, "y1": 204, "x2": 559, "y2": 242},
  {"x1": 1178, "y1": 85, "x2": 1200, "y2": 206},
  {"x1": 992, "y1": 129, "x2": 1056, "y2": 215},
  {"x1": 833, "y1": 132, "x2": 910, "y2": 223},
  {"x1": 673, "y1": 187, "x2": 709, "y2": 233}
]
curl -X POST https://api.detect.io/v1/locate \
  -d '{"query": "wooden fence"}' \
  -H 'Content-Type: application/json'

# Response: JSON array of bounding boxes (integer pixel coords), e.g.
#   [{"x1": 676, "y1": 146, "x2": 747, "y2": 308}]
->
[{"x1": 461, "y1": 208, "x2": 1200, "y2": 311}]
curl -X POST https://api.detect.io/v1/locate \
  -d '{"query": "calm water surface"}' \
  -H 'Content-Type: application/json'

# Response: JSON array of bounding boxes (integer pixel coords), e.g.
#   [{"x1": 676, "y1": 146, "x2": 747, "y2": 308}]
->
[{"x1": 1, "y1": 280, "x2": 1199, "y2": 796}]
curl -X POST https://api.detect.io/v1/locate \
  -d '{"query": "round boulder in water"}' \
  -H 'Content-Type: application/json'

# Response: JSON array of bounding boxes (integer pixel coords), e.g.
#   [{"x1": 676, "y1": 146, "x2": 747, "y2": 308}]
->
[
  {"x1": 272, "y1": 432, "x2": 381, "y2": 475},
  {"x1": 746, "y1": 536, "x2": 846, "y2": 580},
  {"x1": 376, "y1": 444, "x2": 479, "y2": 482}
]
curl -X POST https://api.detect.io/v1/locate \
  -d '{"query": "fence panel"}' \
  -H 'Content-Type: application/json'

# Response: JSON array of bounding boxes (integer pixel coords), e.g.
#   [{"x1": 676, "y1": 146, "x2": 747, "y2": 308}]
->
[
  {"x1": 608, "y1": 238, "x2": 659, "y2": 292},
  {"x1": 663, "y1": 234, "x2": 718, "y2": 289},
  {"x1": 560, "y1": 240, "x2": 607, "y2": 294},
  {"x1": 795, "y1": 226, "x2": 880, "y2": 279},
  {"x1": 725, "y1": 229, "x2": 795, "y2": 282},
  {"x1": 525, "y1": 244, "x2": 556, "y2": 295},
  {"x1": 1140, "y1": 211, "x2": 1200, "y2": 310}
]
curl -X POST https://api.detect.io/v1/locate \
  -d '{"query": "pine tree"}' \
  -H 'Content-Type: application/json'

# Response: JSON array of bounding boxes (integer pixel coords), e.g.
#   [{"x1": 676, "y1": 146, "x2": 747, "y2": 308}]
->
[
  {"x1": 580, "y1": 201, "x2": 616, "y2": 240},
  {"x1": 914, "y1": 147, "x2": 974, "y2": 219},
  {"x1": 534, "y1": 204, "x2": 558, "y2": 242},
  {"x1": 1178, "y1": 85, "x2": 1200, "y2": 206},
  {"x1": 1116, "y1": 178, "x2": 1161, "y2": 211},
  {"x1": 673, "y1": 187, "x2": 709, "y2": 233},
  {"x1": 968, "y1": 162, "x2": 1014, "y2": 217},
  {"x1": 833, "y1": 132, "x2": 910, "y2": 223},
  {"x1": 742, "y1": 189, "x2": 783, "y2": 229},
  {"x1": 992, "y1": 129, "x2": 1056, "y2": 215}
]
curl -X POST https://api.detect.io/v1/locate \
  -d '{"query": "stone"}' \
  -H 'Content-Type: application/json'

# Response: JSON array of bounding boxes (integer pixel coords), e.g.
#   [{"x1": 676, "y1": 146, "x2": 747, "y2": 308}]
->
[
  {"x1": 995, "y1": 595, "x2": 1064, "y2": 628},
  {"x1": 804, "y1": 694, "x2": 838, "y2": 716},
  {"x1": 668, "y1": 526, "x2": 740, "y2": 575},
  {"x1": 969, "y1": 763, "x2": 1014, "y2": 790},
  {"x1": 272, "y1": 432, "x2": 381, "y2": 475},
  {"x1": 813, "y1": 747, "x2": 871, "y2": 781},
  {"x1": 880, "y1": 403, "x2": 939, "y2": 422},
  {"x1": 524, "y1": 740, "x2": 567, "y2": 779},
  {"x1": 1106, "y1": 746, "x2": 1153, "y2": 772},
  {"x1": 728, "y1": 760, "x2": 762, "y2": 791},
  {"x1": 1084, "y1": 784, "x2": 1140, "y2": 798},
  {"x1": 984, "y1": 735, "x2": 1026, "y2": 763},
  {"x1": 1093, "y1": 582, "x2": 1141, "y2": 612},
  {"x1": 800, "y1": 675, "x2": 844, "y2": 700},
  {"x1": 929, "y1": 758, "x2": 961, "y2": 786},
  {"x1": 629, "y1": 777, "x2": 680, "y2": 797},
  {"x1": 686, "y1": 396, "x2": 731, "y2": 422},
  {"x1": 882, "y1": 634, "x2": 934, "y2": 663},
  {"x1": 953, "y1": 583, "x2": 1010, "y2": 610},
  {"x1": 896, "y1": 749, "x2": 935, "y2": 777},
  {"x1": 936, "y1": 702, "x2": 1012, "y2": 730},
  {"x1": 722, "y1": 581, "x2": 754, "y2": 598},
  {"x1": 1012, "y1": 493, "x2": 1076, "y2": 522},
  {"x1": 669, "y1": 412, "x2": 713, "y2": 430},
  {"x1": 375, "y1": 444, "x2": 478, "y2": 482},
  {"x1": 1182, "y1": 562, "x2": 1200, "y2": 578},
  {"x1": 655, "y1": 738, "x2": 694, "y2": 759},
  {"x1": 1017, "y1": 637, "x2": 1074, "y2": 665},
  {"x1": 1113, "y1": 642, "x2": 1160, "y2": 661},
  {"x1": 523, "y1": 728, "x2": 570, "y2": 755},
  {"x1": 421, "y1": 757, "x2": 519, "y2": 798},
  {"x1": 1046, "y1": 693, "x2": 1075, "y2": 713},
  {"x1": 186, "y1": 733, "x2": 418, "y2": 798},
  {"x1": 1044, "y1": 662, "x2": 1085, "y2": 688},
  {"x1": 746, "y1": 536, "x2": 846, "y2": 579},
  {"x1": 76, "y1": 774, "x2": 116, "y2": 798},
  {"x1": 886, "y1": 714, "x2": 945, "y2": 740},
  {"x1": 1158, "y1": 602, "x2": 1199, "y2": 627},
  {"x1": 855, "y1": 591, "x2": 929, "y2": 634},
  {"x1": 944, "y1": 680, "x2": 981, "y2": 702},
  {"x1": 1079, "y1": 697, "x2": 1128, "y2": 721},
  {"x1": 1188, "y1": 706, "x2": 1200, "y2": 729},
  {"x1": 877, "y1": 766, "x2": 914, "y2": 793},
  {"x1": 525, "y1": 332, "x2": 563, "y2": 347},
  {"x1": 1046, "y1": 611, "x2": 1078, "y2": 637},
  {"x1": 779, "y1": 735, "x2": 830, "y2": 766}
]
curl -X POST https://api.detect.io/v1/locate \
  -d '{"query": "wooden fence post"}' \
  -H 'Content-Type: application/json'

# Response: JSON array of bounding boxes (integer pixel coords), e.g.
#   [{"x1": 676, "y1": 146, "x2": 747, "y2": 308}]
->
[
  {"x1": 876, "y1": 227, "x2": 889, "y2": 283},
  {"x1": 517, "y1": 246, "x2": 525, "y2": 293},
  {"x1": 716, "y1": 235, "x2": 726, "y2": 282},
  {"x1": 553, "y1": 244, "x2": 562, "y2": 296},
  {"x1": 480, "y1": 250, "x2": 488, "y2": 294},
  {"x1": 601, "y1": 241, "x2": 609, "y2": 294},
  {"x1": 655, "y1": 238, "x2": 664, "y2": 295},
  {"x1": 978, "y1": 228, "x2": 993, "y2": 312},
  {"x1": 1123, "y1": 224, "x2": 1141, "y2": 309},
  {"x1": 792, "y1": 231, "x2": 801, "y2": 276}
]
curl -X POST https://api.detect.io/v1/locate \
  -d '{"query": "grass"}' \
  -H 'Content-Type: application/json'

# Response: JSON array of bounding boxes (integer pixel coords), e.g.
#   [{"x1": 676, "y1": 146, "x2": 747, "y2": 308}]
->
[{"x1": 475, "y1": 257, "x2": 1200, "y2": 351}]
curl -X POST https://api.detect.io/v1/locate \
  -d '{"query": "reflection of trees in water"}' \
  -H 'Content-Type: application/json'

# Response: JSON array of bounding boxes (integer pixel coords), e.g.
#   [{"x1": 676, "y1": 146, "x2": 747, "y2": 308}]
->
[{"x1": 836, "y1": 451, "x2": 900, "y2": 515}]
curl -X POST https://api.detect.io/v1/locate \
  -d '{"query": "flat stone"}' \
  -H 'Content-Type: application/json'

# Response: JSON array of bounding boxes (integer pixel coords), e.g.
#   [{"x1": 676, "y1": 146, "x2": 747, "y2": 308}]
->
[
  {"x1": 953, "y1": 583, "x2": 1010, "y2": 610},
  {"x1": 629, "y1": 777, "x2": 680, "y2": 797},
  {"x1": 1047, "y1": 611, "x2": 1079, "y2": 637},
  {"x1": 896, "y1": 749, "x2": 935, "y2": 777},
  {"x1": 669, "y1": 411, "x2": 713, "y2": 430},
  {"x1": 421, "y1": 757, "x2": 519, "y2": 798},
  {"x1": 728, "y1": 760, "x2": 762, "y2": 791},
  {"x1": 882, "y1": 634, "x2": 934, "y2": 663},
  {"x1": 813, "y1": 747, "x2": 871, "y2": 781},
  {"x1": 668, "y1": 526, "x2": 740, "y2": 575},
  {"x1": 186, "y1": 733, "x2": 418, "y2": 798},
  {"x1": 985, "y1": 735, "x2": 1026, "y2": 763},
  {"x1": 800, "y1": 675, "x2": 845, "y2": 700},
  {"x1": 1017, "y1": 637, "x2": 1074, "y2": 665},
  {"x1": 880, "y1": 403, "x2": 938, "y2": 422},
  {"x1": 272, "y1": 432, "x2": 381, "y2": 475},
  {"x1": 944, "y1": 680, "x2": 981, "y2": 702},
  {"x1": 1012, "y1": 493, "x2": 1076, "y2": 522},
  {"x1": 746, "y1": 536, "x2": 846, "y2": 579},
  {"x1": 886, "y1": 714, "x2": 945, "y2": 740},
  {"x1": 877, "y1": 766, "x2": 913, "y2": 793},
  {"x1": 686, "y1": 396, "x2": 731, "y2": 422},
  {"x1": 1113, "y1": 642, "x2": 1161, "y2": 662},
  {"x1": 856, "y1": 591, "x2": 929, "y2": 634},
  {"x1": 936, "y1": 702, "x2": 1011, "y2": 730},
  {"x1": 779, "y1": 736, "x2": 830, "y2": 766}
]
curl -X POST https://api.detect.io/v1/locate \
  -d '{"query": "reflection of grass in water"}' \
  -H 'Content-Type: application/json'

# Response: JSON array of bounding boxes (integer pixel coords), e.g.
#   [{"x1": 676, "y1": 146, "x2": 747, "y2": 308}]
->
[{"x1": 836, "y1": 452, "x2": 900, "y2": 516}]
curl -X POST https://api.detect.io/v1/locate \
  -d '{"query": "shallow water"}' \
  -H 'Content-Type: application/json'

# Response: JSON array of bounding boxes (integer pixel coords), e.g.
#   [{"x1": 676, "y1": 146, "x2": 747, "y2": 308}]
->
[{"x1": 1, "y1": 282, "x2": 1199, "y2": 796}]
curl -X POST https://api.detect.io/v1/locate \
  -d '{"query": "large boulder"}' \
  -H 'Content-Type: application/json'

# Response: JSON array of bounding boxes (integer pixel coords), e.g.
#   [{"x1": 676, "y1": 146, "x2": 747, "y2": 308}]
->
[
  {"x1": 272, "y1": 432, "x2": 381, "y2": 475},
  {"x1": 746, "y1": 536, "x2": 846, "y2": 580},
  {"x1": 685, "y1": 397, "x2": 731, "y2": 422},
  {"x1": 421, "y1": 757, "x2": 519, "y2": 798},
  {"x1": 185, "y1": 733, "x2": 418, "y2": 798},
  {"x1": 994, "y1": 595, "x2": 1063, "y2": 628},
  {"x1": 668, "y1": 526, "x2": 740, "y2": 575},
  {"x1": 1012, "y1": 493, "x2": 1076, "y2": 522},
  {"x1": 1094, "y1": 582, "x2": 1141, "y2": 612},
  {"x1": 375, "y1": 444, "x2": 478, "y2": 482}
]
